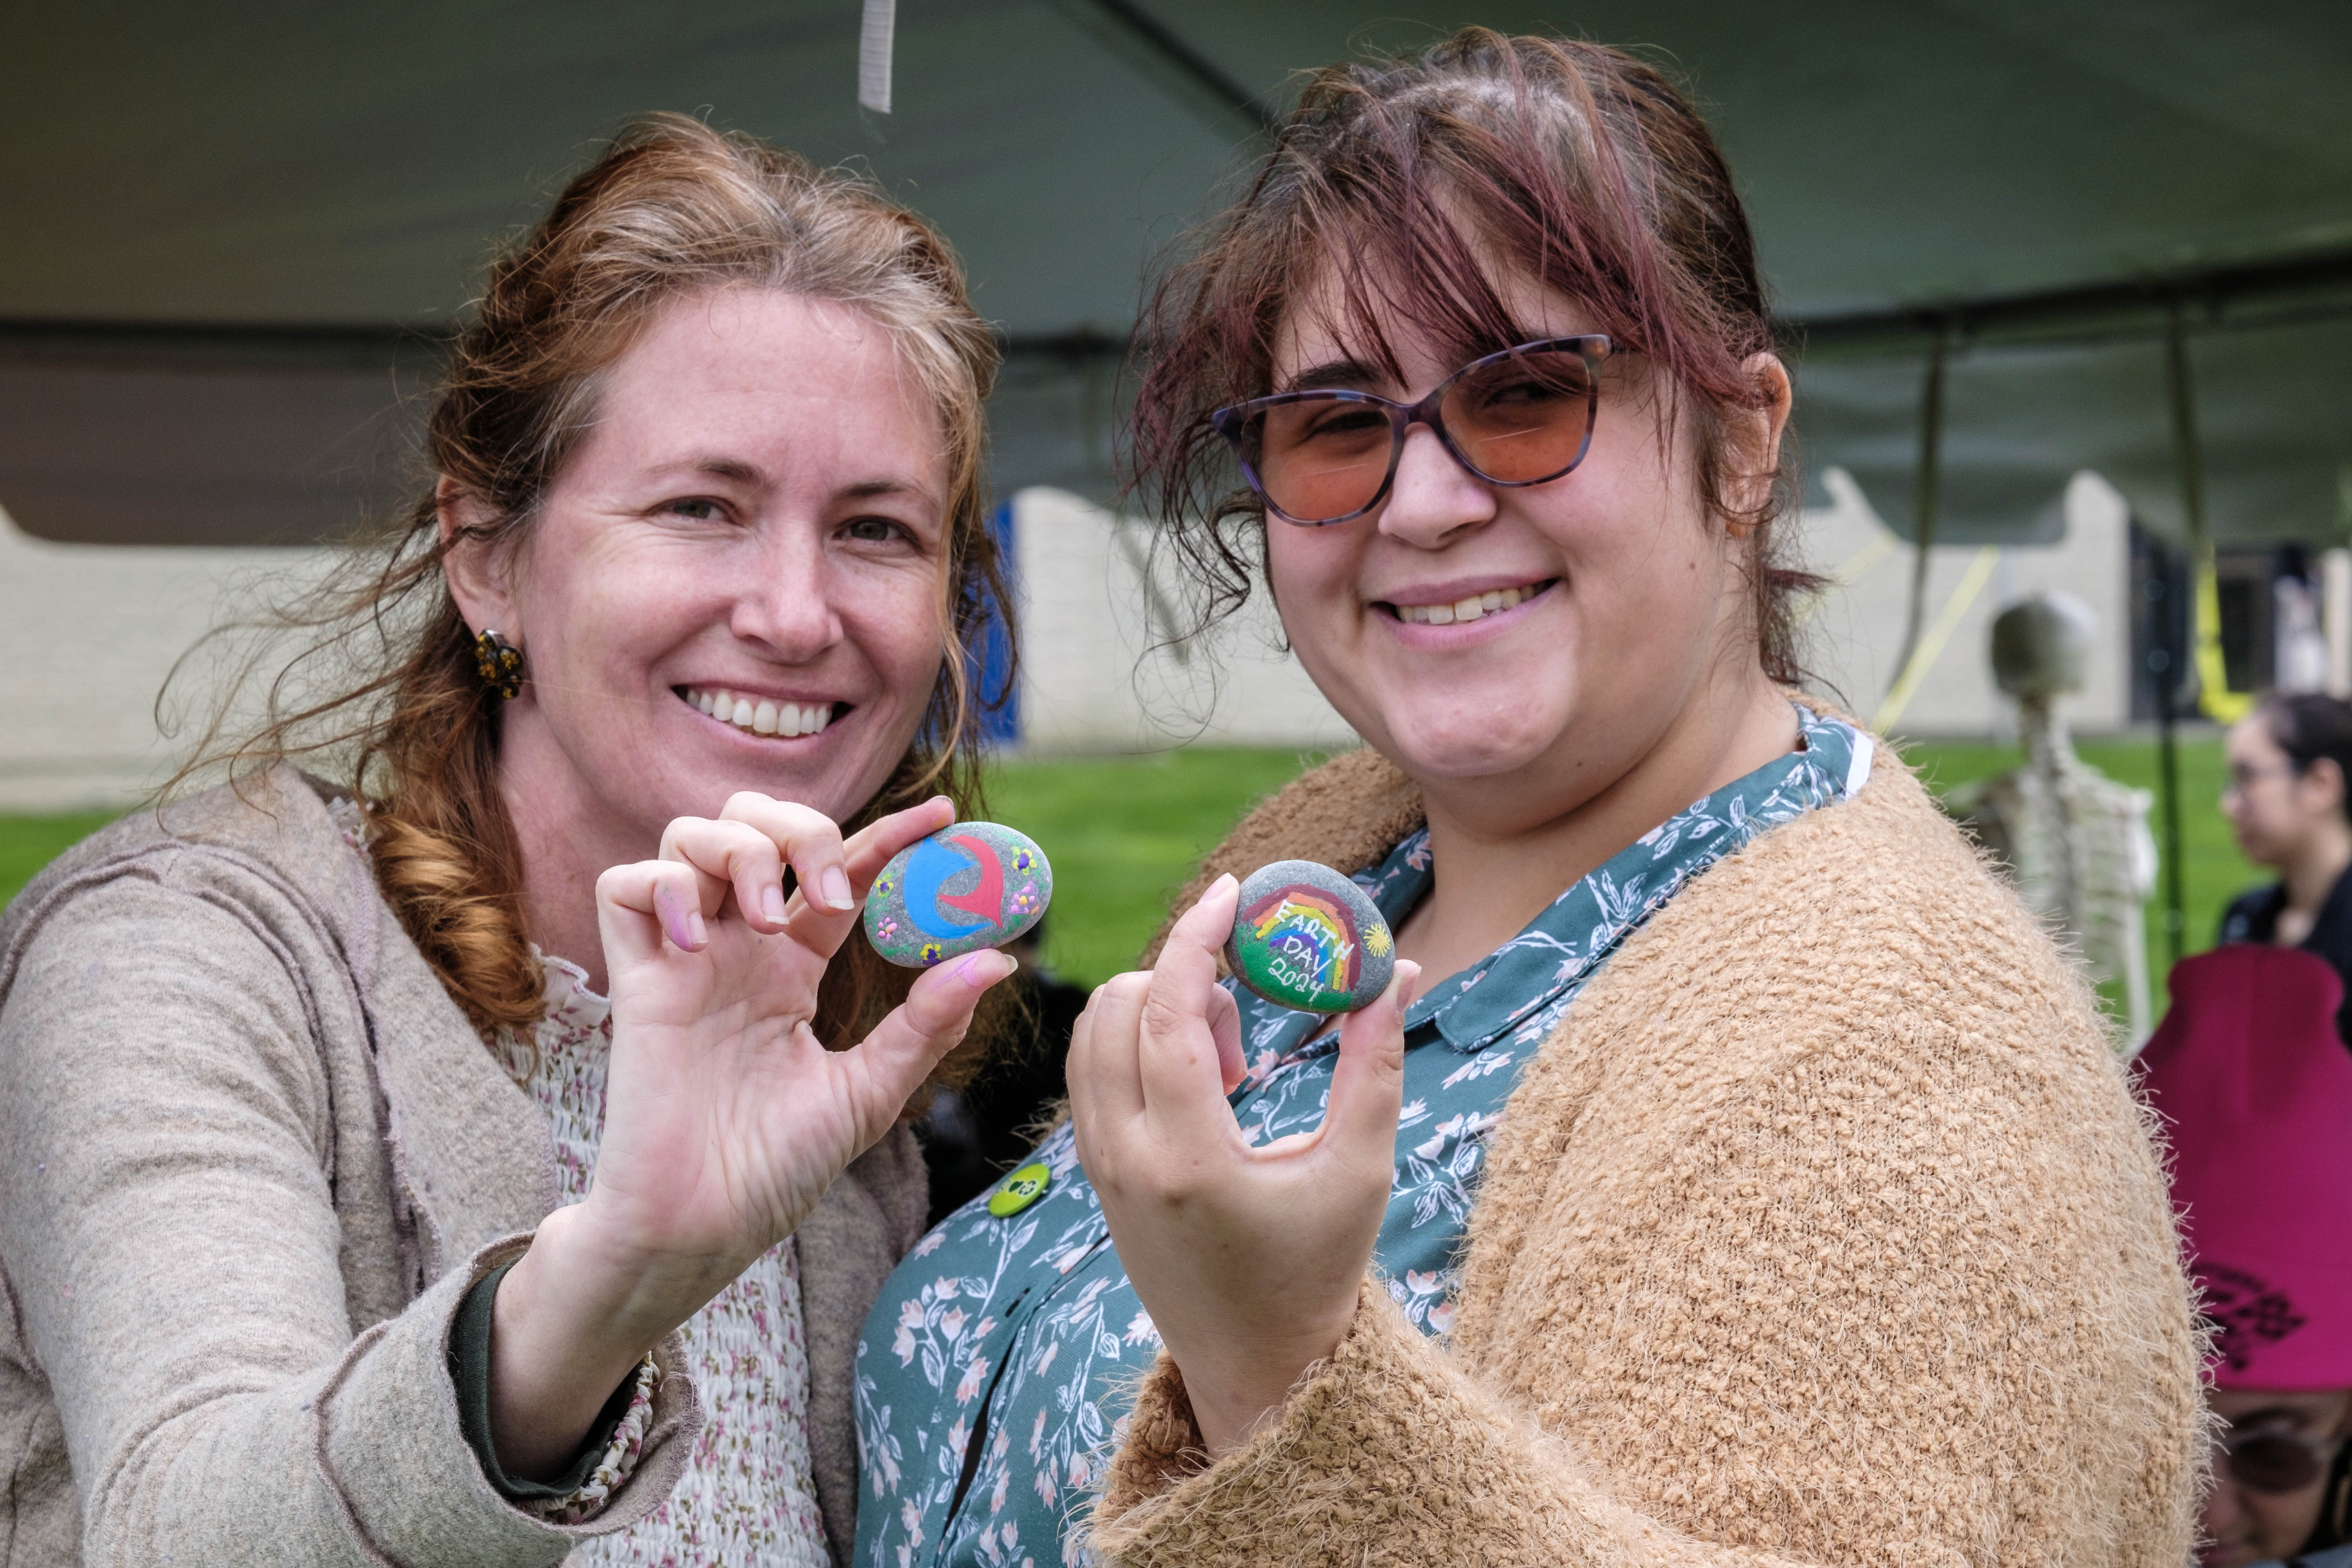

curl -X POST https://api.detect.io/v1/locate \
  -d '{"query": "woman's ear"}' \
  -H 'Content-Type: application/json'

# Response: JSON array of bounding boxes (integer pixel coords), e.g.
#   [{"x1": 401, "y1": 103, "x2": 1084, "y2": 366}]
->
[
  {"x1": 438, "y1": 476, "x2": 518, "y2": 641},
  {"x1": 2304, "y1": 756, "x2": 2349, "y2": 820},
  {"x1": 1723, "y1": 353, "x2": 1793, "y2": 536}
]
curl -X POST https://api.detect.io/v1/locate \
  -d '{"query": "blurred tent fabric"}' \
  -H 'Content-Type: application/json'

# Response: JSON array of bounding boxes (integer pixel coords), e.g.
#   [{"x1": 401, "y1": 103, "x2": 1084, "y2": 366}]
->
[{"x1": 1, "y1": 0, "x2": 2348, "y2": 552}]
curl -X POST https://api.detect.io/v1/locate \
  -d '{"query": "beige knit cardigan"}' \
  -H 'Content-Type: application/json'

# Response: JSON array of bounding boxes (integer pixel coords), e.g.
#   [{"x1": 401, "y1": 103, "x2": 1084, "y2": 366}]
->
[
  {"x1": 1094, "y1": 733, "x2": 2202, "y2": 1566},
  {"x1": 0, "y1": 767, "x2": 928, "y2": 1568}
]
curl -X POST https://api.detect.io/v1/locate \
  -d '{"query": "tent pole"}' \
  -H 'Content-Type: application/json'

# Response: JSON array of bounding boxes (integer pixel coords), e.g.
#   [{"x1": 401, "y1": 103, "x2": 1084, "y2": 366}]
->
[
  {"x1": 2161, "y1": 306, "x2": 2215, "y2": 970},
  {"x1": 2153, "y1": 537, "x2": 2187, "y2": 966},
  {"x1": 2165, "y1": 305, "x2": 2241, "y2": 728},
  {"x1": 2158, "y1": 690, "x2": 2185, "y2": 965},
  {"x1": 1891, "y1": 322, "x2": 1951, "y2": 694},
  {"x1": 1075, "y1": 0, "x2": 1274, "y2": 133},
  {"x1": 2164, "y1": 305, "x2": 2208, "y2": 613}
]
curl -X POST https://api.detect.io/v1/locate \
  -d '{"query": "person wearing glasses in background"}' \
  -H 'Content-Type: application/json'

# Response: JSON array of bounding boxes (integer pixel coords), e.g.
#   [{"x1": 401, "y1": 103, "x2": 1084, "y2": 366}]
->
[
  {"x1": 852, "y1": 30, "x2": 2200, "y2": 1568},
  {"x1": 2221, "y1": 694, "x2": 2352, "y2": 1047},
  {"x1": 2140, "y1": 943, "x2": 2352, "y2": 1568}
]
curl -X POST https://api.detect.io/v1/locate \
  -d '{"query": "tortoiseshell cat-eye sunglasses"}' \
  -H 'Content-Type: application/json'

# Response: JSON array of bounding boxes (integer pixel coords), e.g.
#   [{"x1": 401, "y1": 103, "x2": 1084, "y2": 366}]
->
[{"x1": 1211, "y1": 334, "x2": 1613, "y2": 526}]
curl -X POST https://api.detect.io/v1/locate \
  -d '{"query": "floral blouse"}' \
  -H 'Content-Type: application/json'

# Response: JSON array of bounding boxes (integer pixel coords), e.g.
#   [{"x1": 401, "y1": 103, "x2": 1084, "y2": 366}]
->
[
  {"x1": 505, "y1": 954, "x2": 833, "y2": 1568},
  {"x1": 328, "y1": 799, "x2": 834, "y2": 1561},
  {"x1": 853, "y1": 708, "x2": 1872, "y2": 1568}
]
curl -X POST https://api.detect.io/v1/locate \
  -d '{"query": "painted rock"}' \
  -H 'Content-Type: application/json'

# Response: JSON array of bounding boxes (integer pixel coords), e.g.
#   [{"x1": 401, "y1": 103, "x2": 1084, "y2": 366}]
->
[
  {"x1": 1223, "y1": 858, "x2": 1394, "y2": 1014},
  {"x1": 865, "y1": 822, "x2": 1052, "y2": 967}
]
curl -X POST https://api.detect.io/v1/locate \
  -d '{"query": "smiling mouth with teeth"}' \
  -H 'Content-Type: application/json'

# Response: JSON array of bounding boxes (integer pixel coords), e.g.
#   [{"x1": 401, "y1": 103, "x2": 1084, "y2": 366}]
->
[
  {"x1": 684, "y1": 686, "x2": 839, "y2": 738},
  {"x1": 1387, "y1": 580, "x2": 1554, "y2": 626}
]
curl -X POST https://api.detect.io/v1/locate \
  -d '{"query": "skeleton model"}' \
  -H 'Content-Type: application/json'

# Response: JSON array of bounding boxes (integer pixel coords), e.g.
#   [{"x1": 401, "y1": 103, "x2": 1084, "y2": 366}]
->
[{"x1": 1945, "y1": 592, "x2": 2158, "y2": 1045}]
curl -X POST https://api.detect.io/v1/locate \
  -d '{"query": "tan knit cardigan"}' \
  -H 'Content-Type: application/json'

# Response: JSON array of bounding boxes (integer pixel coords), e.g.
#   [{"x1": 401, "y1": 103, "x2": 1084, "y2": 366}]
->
[
  {"x1": 1094, "y1": 732, "x2": 2201, "y2": 1566},
  {"x1": 0, "y1": 767, "x2": 928, "y2": 1568}
]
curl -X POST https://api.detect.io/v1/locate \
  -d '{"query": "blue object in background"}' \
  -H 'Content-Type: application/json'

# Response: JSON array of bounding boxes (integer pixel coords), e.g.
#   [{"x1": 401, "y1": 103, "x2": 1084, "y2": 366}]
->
[{"x1": 975, "y1": 500, "x2": 1020, "y2": 745}]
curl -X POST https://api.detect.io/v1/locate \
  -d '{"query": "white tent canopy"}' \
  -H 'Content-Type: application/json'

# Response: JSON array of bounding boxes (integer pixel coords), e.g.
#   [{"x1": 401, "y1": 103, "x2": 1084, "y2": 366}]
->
[{"x1": 2, "y1": 1, "x2": 2347, "y2": 547}]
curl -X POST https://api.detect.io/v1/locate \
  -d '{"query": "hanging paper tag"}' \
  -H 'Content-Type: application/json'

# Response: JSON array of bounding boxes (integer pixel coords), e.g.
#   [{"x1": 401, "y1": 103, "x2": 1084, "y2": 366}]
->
[{"x1": 858, "y1": 0, "x2": 896, "y2": 114}]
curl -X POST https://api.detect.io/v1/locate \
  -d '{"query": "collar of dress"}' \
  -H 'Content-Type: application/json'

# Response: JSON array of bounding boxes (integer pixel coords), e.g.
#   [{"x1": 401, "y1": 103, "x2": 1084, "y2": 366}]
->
[{"x1": 1229, "y1": 704, "x2": 1873, "y2": 1068}]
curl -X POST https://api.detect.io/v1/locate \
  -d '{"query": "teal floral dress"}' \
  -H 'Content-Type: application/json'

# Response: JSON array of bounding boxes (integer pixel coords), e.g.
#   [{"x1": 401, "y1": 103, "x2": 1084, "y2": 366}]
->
[{"x1": 853, "y1": 708, "x2": 1871, "y2": 1568}]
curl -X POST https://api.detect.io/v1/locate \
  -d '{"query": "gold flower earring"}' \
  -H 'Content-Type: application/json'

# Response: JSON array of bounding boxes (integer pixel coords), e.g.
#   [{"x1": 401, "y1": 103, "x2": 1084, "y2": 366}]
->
[{"x1": 472, "y1": 628, "x2": 524, "y2": 701}]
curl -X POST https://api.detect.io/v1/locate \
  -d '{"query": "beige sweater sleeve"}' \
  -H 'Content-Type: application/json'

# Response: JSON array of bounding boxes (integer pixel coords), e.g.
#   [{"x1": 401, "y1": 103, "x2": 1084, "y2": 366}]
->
[
  {"x1": 1092, "y1": 1038, "x2": 2183, "y2": 1567},
  {"x1": 1094, "y1": 1282, "x2": 1820, "y2": 1568},
  {"x1": 1090, "y1": 771, "x2": 2199, "y2": 1566},
  {"x1": 0, "y1": 871, "x2": 658, "y2": 1567}
]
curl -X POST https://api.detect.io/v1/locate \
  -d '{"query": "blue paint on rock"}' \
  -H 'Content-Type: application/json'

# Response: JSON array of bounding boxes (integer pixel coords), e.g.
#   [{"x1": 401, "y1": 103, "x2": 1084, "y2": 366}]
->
[{"x1": 865, "y1": 822, "x2": 1052, "y2": 967}]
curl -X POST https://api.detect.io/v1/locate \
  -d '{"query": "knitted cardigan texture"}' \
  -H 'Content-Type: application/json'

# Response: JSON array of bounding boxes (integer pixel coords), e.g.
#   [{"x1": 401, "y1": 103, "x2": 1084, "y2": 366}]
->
[
  {"x1": 0, "y1": 768, "x2": 928, "y2": 1568},
  {"x1": 1096, "y1": 733, "x2": 2201, "y2": 1566}
]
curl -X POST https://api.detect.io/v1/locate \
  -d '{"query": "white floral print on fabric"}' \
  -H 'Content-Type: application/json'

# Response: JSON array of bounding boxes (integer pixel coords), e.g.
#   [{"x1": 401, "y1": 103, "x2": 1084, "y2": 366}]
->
[
  {"x1": 327, "y1": 798, "x2": 831, "y2": 1556},
  {"x1": 528, "y1": 1357, "x2": 663, "y2": 1527},
  {"x1": 854, "y1": 708, "x2": 1870, "y2": 1568},
  {"x1": 503, "y1": 952, "x2": 832, "y2": 1568}
]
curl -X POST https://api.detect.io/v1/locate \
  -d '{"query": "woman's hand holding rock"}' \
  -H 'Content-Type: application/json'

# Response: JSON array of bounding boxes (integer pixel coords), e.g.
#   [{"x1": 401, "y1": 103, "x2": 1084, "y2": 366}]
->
[
  {"x1": 490, "y1": 793, "x2": 1013, "y2": 1478},
  {"x1": 1067, "y1": 874, "x2": 1417, "y2": 1457}
]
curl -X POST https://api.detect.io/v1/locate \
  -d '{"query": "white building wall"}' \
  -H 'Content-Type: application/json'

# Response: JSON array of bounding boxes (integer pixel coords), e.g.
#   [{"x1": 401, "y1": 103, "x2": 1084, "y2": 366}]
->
[
  {"x1": 1795, "y1": 469, "x2": 2134, "y2": 736},
  {"x1": 0, "y1": 474, "x2": 2140, "y2": 815},
  {"x1": 1017, "y1": 476, "x2": 2139, "y2": 750},
  {"x1": 1010, "y1": 486, "x2": 1356, "y2": 753},
  {"x1": 0, "y1": 486, "x2": 1355, "y2": 812},
  {"x1": 0, "y1": 506, "x2": 338, "y2": 810}
]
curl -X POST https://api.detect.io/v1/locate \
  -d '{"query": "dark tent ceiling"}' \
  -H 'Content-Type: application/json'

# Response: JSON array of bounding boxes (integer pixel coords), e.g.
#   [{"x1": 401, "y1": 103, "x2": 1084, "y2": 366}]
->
[{"x1": 3, "y1": 1, "x2": 2348, "y2": 546}]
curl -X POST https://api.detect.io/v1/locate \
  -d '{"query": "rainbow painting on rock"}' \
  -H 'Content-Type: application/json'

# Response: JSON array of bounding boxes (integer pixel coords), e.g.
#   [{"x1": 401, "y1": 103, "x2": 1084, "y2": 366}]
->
[
  {"x1": 1223, "y1": 859, "x2": 1395, "y2": 1014},
  {"x1": 1244, "y1": 888, "x2": 1360, "y2": 1000}
]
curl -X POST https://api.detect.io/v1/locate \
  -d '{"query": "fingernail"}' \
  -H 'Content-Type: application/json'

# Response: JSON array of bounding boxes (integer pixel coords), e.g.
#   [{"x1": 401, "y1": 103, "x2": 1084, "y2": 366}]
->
[
  {"x1": 656, "y1": 886, "x2": 697, "y2": 951},
  {"x1": 823, "y1": 866, "x2": 855, "y2": 910},
  {"x1": 687, "y1": 908, "x2": 707, "y2": 948},
  {"x1": 957, "y1": 950, "x2": 1015, "y2": 986},
  {"x1": 762, "y1": 884, "x2": 787, "y2": 924}
]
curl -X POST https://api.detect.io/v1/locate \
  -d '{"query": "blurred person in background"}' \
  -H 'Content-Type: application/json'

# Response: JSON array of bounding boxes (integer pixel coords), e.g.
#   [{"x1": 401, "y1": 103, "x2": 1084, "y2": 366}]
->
[
  {"x1": 0, "y1": 117, "x2": 1020, "y2": 1567},
  {"x1": 2138, "y1": 943, "x2": 2352, "y2": 1568},
  {"x1": 2220, "y1": 693, "x2": 2352, "y2": 1046}
]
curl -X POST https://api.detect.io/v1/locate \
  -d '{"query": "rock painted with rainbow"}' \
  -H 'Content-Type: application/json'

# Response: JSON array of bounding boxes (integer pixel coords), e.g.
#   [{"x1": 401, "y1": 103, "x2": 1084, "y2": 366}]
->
[
  {"x1": 1223, "y1": 858, "x2": 1394, "y2": 1014},
  {"x1": 865, "y1": 822, "x2": 1052, "y2": 967}
]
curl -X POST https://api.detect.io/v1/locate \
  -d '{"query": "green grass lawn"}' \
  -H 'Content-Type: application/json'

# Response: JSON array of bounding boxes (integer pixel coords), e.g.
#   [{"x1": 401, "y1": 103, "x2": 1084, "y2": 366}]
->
[
  {"x1": 0, "y1": 811, "x2": 122, "y2": 913},
  {"x1": 990, "y1": 734, "x2": 2265, "y2": 1001},
  {"x1": 0, "y1": 752, "x2": 1332, "y2": 987},
  {"x1": 0, "y1": 737, "x2": 2265, "y2": 1011},
  {"x1": 984, "y1": 748, "x2": 1339, "y2": 984}
]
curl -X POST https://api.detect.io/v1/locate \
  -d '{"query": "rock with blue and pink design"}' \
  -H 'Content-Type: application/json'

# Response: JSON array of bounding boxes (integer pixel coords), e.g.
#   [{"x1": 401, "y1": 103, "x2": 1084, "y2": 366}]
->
[{"x1": 864, "y1": 822, "x2": 1052, "y2": 967}]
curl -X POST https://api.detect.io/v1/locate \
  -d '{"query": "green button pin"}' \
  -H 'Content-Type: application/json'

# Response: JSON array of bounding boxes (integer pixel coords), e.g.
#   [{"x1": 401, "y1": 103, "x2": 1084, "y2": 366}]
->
[{"x1": 988, "y1": 1161, "x2": 1052, "y2": 1218}]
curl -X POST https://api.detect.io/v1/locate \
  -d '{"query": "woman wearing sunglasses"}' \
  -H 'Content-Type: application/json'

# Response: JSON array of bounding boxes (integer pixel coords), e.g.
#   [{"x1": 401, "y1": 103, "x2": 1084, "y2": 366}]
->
[
  {"x1": 2139, "y1": 944, "x2": 2352, "y2": 1568},
  {"x1": 854, "y1": 30, "x2": 2198, "y2": 1568}
]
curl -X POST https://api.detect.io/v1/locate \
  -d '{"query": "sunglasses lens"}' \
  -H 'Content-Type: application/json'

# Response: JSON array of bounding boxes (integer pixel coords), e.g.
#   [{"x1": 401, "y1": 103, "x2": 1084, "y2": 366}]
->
[
  {"x1": 1246, "y1": 399, "x2": 1396, "y2": 524},
  {"x1": 1227, "y1": 343, "x2": 1604, "y2": 524},
  {"x1": 1442, "y1": 347, "x2": 1599, "y2": 486},
  {"x1": 2229, "y1": 1432, "x2": 2328, "y2": 1494}
]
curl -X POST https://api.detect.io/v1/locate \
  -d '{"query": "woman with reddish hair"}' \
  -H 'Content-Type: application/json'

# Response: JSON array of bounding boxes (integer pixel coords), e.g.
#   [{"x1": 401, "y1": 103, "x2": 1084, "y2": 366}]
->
[
  {"x1": 0, "y1": 117, "x2": 1017, "y2": 1566},
  {"x1": 855, "y1": 29, "x2": 2200, "y2": 1567}
]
